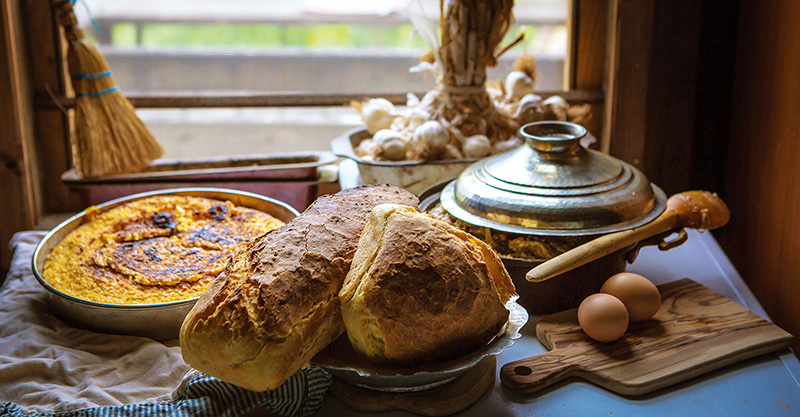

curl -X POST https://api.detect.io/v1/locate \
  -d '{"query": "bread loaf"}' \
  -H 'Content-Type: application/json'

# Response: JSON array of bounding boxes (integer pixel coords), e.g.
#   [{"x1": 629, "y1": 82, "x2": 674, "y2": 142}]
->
[
  {"x1": 339, "y1": 204, "x2": 516, "y2": 365},
  {"x1": 179, "y1": 185, "x2": 419, "y2": 391}
]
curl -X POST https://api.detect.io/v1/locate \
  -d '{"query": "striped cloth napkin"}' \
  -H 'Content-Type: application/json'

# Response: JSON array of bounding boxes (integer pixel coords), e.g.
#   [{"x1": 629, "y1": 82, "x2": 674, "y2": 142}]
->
[
  {"x1": 0, "y1": 232, "x2": 330, "y2": 417},
  {"x1": 1, "y1": 367, "x2": 330, "y2": 417}
]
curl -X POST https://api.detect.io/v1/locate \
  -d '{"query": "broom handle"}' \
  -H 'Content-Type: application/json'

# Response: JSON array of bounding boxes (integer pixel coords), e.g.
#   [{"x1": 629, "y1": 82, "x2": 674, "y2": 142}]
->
[{"x1": 52, "y1": 0, "x2": 84, "y2": 42}]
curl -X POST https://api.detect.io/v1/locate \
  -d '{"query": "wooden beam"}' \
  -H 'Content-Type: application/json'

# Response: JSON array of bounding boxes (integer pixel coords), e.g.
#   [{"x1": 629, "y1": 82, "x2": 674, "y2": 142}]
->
[
  {"x1": 604, "y1": 0, "x2": 706, "y2": 196},
  {"x1": 22, "y1": 0, "x2": 78, "y2": 214},
  {"x1": 0, "y1": 0, "x2": 38, "y2": 277},
  {"x1": 34, "y1": 89, "x2": 605, "y2": 110},
  {"x1": 603, "y1": 0, "x2": 653, "y2": 166},
  {"x1": 718, "y1": 0, "x2": 800, "y2": 357},
  {"x1": 565, "y1": 0, "x2": 608, "y2": 144}
]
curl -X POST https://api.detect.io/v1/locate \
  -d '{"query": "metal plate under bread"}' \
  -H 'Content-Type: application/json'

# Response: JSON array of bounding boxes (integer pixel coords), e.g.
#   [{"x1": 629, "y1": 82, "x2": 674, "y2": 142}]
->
[
  {"x1": 31, "y1": 187, "x2": 300, "y2": 341},
  {"x1": 311, "y1": 298, "x2": 528, "y2": 392}
]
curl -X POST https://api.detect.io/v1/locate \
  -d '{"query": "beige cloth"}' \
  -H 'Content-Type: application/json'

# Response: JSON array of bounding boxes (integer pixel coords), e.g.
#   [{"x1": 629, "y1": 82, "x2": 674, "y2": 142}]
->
[{"x1": 0, "y1": 232, "x2": 191, "y2": 413}]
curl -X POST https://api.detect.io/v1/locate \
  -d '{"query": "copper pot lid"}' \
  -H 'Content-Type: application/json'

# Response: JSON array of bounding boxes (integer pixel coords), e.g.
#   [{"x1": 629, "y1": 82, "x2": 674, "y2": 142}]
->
[{"x1": 439, "y1": 121, "x2": 667, "y2": 236}]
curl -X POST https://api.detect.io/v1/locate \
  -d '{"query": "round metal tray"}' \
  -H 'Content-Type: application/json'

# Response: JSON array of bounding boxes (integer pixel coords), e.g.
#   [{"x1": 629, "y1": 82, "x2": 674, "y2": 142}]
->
[
  {"x1": 31, "y1": 187, "x2": 299, "y2": 340},
  {"x1": 311, "y1": 298, "x2": 528, "y2": 392}
]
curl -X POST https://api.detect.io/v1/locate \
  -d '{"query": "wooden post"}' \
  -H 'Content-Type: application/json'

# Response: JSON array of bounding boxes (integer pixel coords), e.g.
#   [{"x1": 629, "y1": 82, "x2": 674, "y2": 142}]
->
[
  {"x1": 22, "y1": 0, "x2": 80, "y2": 214},
  {"x1": 0, "y1": 0, "x2": 38, "y2": 278},
  {"x1": 565, "y1": 0, "x2": 607, "y2": 144},
  {"x1": 603, "y1": 0, "x2": 704, "y2": 196}
]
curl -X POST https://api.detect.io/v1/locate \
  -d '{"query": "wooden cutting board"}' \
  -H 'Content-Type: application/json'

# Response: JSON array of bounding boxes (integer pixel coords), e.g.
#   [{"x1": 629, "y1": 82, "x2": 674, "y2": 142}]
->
[{"x1": 500, "y1": 278, "x2": 793, "y2": 396}]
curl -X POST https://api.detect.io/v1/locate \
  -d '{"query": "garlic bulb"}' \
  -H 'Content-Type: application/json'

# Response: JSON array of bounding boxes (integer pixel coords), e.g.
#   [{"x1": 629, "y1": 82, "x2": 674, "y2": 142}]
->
[
  {"x1": 515, "y1": 94, "x2": 544, "y2": 125},
  {"x1": 354, "y1": 138, "x2": 380, "y2": 158},
  {"x1": 542, "y1": 95, "x2": 569, "y2": 121},
  {"x1": 462, "y1": 134, "x2": 491, "y2": 158},
  {"x1": 405, "y1": 108, "x2": 431, "y2": 131},
  {"x1": 413, "y1": 120, "x2": 450, "y2": 151},
  {"x1": 373, "y1": 129, "x2": 407, "y2": 161},
  {"x1": 361, "y1": 98, "x2": 396, "y2": 134},
  {"x1": 505, "y1": 71, "x2": 535, "y2": 101}
]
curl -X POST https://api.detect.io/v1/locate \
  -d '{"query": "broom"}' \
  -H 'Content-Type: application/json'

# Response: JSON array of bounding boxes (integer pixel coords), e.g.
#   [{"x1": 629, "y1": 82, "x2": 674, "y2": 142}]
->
[{"x1": 52, "y1": 0, "x2": 164, "y2": 178}]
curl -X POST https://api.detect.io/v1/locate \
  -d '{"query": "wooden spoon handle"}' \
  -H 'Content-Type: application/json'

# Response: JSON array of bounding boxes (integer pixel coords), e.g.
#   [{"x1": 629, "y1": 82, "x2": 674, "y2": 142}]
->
[
  {"x1": 526, "y1": 190, "x2": 729, "y2": 283},
  {"x1": 526, "y1": 210, "x2": 680, "y2": 283}
]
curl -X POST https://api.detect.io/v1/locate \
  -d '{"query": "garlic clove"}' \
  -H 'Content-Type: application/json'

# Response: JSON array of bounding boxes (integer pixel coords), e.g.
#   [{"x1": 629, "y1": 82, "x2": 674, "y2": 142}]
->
[
  {"x1": 505, "y1": 71, "x2": 535, "y2": 101},
  {"x1": 381, "y1": 138, "x2": 408, "y2": 161},
  {"x1": 404, "y1": 108, "x2": 432, "y2": 131},
  {"x1": 542, "y1": 95, "x2": 569, "y2": 121},
  {"x1": 373, "y1": 129, "x2": 408, "y2": 161},
  {"x1": 413, "y1": 120, "x2": 450, "y2": 150},
  {"x1": 515, "y1": 94, "x2": 545, "y2": 124},
  {"x1": 355, "y1": 138, "x2": 380, "y2": 158},
  {"x1": 462, "y1": 134, "x2": 492, "y2": 158},
  {"x1": 361, "y1": 98, "x2": 397, "y2": 134},
  {"x1": 373, "y1": 129, "x2": 402, "y2": 144}
]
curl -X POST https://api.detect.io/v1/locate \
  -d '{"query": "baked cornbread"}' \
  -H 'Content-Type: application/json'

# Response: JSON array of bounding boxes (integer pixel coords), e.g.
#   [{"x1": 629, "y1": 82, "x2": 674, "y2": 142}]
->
[
  {"x1": 180, "y1": 185, "x2": 419, "y2": 392},
  {"x1": 42, "y1": 195, "x2": 284, "y2": 305},
  {"x1": 339, "y1": 204, "x2": 516, "y2": 365}
]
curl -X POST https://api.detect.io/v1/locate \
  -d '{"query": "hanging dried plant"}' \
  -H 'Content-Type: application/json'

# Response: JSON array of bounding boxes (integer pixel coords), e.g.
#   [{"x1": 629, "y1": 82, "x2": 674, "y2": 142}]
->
[
  {"x1": 427, "y1": 0, "x2": 520, "y2": 151},
  {"x1": 353, "y1": 0, "x2": 591, "y2": 163}
]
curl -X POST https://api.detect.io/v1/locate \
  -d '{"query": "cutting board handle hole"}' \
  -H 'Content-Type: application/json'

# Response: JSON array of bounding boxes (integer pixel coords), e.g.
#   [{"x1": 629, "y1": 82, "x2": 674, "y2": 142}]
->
[{"x1": 514, "y1": 366, "x2": 533, "y2": 376}]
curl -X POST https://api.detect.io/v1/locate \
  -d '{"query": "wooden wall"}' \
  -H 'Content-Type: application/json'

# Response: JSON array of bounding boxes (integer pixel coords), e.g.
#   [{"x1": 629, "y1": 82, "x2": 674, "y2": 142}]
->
[
  {"x1": 0, "y1": 0, "x2": 38, "y2": 279},
  {"x1": 604, "y1": 0, "x2": 798, "y2": 354},
  {"x1": 715, "y1": 0, "x2": 800, "y2": 355}
]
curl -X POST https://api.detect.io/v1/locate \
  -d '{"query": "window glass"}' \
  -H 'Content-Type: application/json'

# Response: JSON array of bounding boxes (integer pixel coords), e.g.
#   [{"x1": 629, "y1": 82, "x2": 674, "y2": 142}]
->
[{"x1": 77, "y1": 0, "x2": 568, "y2": 157}]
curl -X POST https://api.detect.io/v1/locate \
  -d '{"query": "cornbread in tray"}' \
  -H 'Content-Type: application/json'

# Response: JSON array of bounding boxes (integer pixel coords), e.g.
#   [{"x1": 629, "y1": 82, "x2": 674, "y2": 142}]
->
[
  {"x1": 42, "y1": 195, "x2": 284, "y2": 305},
  {"x1": 339, "y1": 204, "x2": 516, "y2": 365},
  {"x1": 180, "y1": 185, "x2": 419, "y2": 392}
]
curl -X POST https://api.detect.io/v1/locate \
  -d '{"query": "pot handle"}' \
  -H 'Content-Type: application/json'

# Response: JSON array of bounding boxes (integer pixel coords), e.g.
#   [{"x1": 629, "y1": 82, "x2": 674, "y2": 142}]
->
[{"x1": 625, "y1": 228, "x2": 689, "y2": 264}]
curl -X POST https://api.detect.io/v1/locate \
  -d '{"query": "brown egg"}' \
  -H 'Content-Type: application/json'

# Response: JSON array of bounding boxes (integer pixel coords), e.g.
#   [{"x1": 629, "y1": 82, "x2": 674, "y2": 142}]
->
[
  {"x1": 577, "y1": 293, "x2": 629, "y2": 342},
  {"x1": 600, "y1": 272, "x2": 662, "y2": 322}
]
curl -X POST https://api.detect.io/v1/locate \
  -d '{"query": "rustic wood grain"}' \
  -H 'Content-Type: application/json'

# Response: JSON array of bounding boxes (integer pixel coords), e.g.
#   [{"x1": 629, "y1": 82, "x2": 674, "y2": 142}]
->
[
  {"x1": 21, "y1": 0, "x2": 77, "y2": 214},
  {"x1": 328, "y1": 356, "x2": 495, "y2": 416},
  {"x1": 0, "y1": 0, "x2": 37, "y2": 278},
  {"x1": 500, "y1": 278, "x2": 793, "y2": 396},
  {"x1": 34, "y1": 89, "x2": 605, "y2": 110},
  {"x1": 717, "y1": 0, "x2": 800, "y2": 361},
  {"x1": 566, "y1": 0, "x2": 607, "y2": 141}
]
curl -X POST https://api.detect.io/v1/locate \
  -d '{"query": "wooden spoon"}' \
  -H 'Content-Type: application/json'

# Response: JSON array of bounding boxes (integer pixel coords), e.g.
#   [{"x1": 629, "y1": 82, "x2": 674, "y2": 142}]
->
[{"x1": 526, "y1": 191, "x2": 730, "y2": 283}]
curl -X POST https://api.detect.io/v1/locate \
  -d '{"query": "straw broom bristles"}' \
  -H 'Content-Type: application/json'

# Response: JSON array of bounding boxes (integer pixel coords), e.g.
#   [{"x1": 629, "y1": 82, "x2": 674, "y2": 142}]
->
[{"x1": 53, "y1": 0, "x2": 163, "y2": 178}]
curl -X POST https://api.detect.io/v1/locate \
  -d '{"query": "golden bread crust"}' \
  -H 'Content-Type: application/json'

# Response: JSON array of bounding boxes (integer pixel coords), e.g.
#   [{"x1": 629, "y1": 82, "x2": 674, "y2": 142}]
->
[
  {"x1": 339, "y1": 204, "x2": 516, "y2": 365},
  {"x1": 180, "y1": 185, "x2": 419, "y2": 391}
]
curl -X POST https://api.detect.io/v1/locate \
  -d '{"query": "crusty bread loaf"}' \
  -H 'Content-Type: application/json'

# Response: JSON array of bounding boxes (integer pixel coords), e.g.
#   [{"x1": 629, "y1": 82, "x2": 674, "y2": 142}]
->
[
  {"x1": 179, "y1": 185, "x2": 418, "y2": 391},
  {"x1": 339, "y1": 204, "x2": 516, "y2": 365}
]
